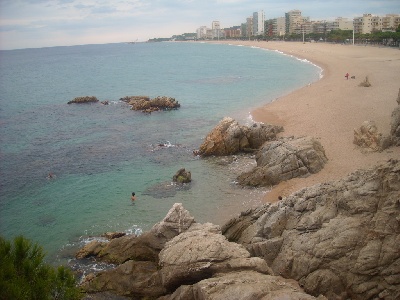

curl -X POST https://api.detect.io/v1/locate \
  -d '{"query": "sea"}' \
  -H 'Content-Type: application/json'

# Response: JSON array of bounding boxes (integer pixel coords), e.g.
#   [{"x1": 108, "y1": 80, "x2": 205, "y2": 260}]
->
[{"x1": 0, "y1": 41, "x2": 320, "y2": 269}]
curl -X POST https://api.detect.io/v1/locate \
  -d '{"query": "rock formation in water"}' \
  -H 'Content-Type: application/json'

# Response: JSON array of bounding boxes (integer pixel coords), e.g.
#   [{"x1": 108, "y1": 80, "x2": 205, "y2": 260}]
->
[
  {"x1": 197, "y1": 117, "x2": 283, "y2": 156},
  {"x1": 172, "y1": 168, "x2": 191, "y2": 184},
  {"x1": 237, "y1": 136, "x2": 328, "y2": 187},
  {"x1": 67, "y1": 96, "x2": 99, "y2": 104},
  {"x1": 120, "y1": 95, "x2": 180, "y2": 113}
]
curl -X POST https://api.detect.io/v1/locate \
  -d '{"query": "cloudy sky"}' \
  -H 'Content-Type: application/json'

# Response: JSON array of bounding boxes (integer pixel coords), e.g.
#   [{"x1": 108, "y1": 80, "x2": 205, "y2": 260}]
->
[{"x1": 0, "y1": 0, "x2": 399, "y2": 50}]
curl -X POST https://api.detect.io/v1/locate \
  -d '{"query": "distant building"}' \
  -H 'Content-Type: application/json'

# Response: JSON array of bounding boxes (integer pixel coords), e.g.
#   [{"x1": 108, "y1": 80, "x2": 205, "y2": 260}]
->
[
  {"x1": 352, "y1": 13, "x2": 400, "y2": 34},
  {"x1": 196, "y1": 26, "x2": 208, "y2": 39},
  {"x1": 265, "y1": 17, "x2": 286, "y2": 37},
  {"x1": 285, "y1": 10, "x2": 303, "y2": 34},
  {"x1": 253, "y1": 10, "x2": 265, "y2": 35},
  {"x1": 212, "y1": 21, "x2": 222, "y2": 39},
  {"x1": 246, "y1": 16, "x2": 254, "y2": 37},
  {"x1": 224, "y1": 26, "x2": 241, "y2": 38}
]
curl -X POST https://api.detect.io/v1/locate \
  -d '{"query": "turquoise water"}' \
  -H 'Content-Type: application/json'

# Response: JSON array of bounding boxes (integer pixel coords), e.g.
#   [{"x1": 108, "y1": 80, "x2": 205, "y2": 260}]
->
[{"x1": 0, "y1": 42, "x2": 320, "y2": 264}]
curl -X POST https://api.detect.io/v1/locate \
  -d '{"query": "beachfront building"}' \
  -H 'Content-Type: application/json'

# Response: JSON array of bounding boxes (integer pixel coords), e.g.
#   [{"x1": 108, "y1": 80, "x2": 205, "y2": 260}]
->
[
  {"x1": 224, "y1": 26, "x2": 241, "y2": 38},
  {"x1": 253, "y1": 10, "x2": 265, "y2": 36},
  {"x1": 246, "y1": 16, "x2": 254, "y2": 37},
  {"x1": 265, "y1": 17, "x2": 286, "y2": 37},
  {"x1": 196, "y1": 26, "x2": 208, "y2": 39},
  {"x1": 353, "y1": 13, "x2": 400, "y2": 34},
  {"x1": 285, "y1": 10, "x2": 303, "y2": 34},
  {"x1": 212, "y1": 21, "x2": 222, "y2": 39}
]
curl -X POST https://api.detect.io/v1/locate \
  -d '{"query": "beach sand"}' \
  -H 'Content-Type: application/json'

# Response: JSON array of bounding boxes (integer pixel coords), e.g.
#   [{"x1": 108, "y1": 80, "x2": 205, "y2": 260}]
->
[{"x1": 213, "y1": 40, "x2": 400, "y2": 203}]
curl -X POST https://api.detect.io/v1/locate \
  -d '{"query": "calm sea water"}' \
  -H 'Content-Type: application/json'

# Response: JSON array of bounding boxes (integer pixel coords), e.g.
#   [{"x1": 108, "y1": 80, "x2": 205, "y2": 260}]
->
[{"x1": 0, "y1": 42, "x2": 320, "y2": 264}]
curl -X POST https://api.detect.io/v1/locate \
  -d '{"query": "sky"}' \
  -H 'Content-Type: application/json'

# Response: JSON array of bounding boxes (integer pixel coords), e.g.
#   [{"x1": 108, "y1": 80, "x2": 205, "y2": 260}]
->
[{"x1": 0, "y1": 0, "x2": 399, "y2": 50}]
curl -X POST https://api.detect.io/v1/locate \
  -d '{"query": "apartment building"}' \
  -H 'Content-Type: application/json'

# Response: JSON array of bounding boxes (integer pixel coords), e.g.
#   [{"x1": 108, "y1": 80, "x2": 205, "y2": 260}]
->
[
  {"x1": 265, "y1": 17, "x2": 286, "y2": 37},
  {"x1": 285, "y1": 10, "x2": 303, "y2": 34},
  {"x1": 354, "y1": 13, "x2": 400, "y2": 34},
  {"x1": 253, "y1": 10, "x2": 265, "y2": 35},
  {"x1": 246, "y1": 16, "x2": 254, "y2": 37},
  {"x1": 212, "y1": 21, "x2": 222, "y2": 39}
]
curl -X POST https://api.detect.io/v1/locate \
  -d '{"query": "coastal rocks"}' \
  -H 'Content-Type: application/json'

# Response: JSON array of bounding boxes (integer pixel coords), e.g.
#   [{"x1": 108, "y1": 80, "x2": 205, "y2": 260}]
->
[
  {"x1": 81, "y1": 260, "x2": 167, "y2": 299},
  {"x1": 77, "y1": 203, "x2": 196, "y2": 264},
  {"x1": 222, "y1": 159, "x2": 400, "y2": 300},
  {"x1": 120, "y1": 95, "x2": 180, "y2": 113},
  {"x1": 358, "y1": 76, "x2": 372, "y2": 87},
  {"x1": 172, "y1": 168, "x2": 191, "y2": 183},
  {"x1": 197, "y1": 117, "x2": 283, "y2": 156},
  {"x1": 391, "y1": 89, "x2": 400, "y2": 146},
  {"x1": 237, "y1": 136, "x2": 328, "y2": 187},
  {"x1": 67, "y1": 96, "x2": 99, "y2": 104},
  {"x1": 160, "y1": 271, "x2": 320, "y2": 300},
  {"x1": 159, "y1": 223, "x2": 272, "y2": 291},
  {"x1": 353, "y1": 120, "x2": 391, "y2": 152}
]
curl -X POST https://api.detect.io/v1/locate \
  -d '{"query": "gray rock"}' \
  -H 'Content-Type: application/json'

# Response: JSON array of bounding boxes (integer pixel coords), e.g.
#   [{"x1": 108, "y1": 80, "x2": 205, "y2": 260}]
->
[
  {"x1": 160, "y1": 271, "x2": 320, "y2": 300},
  {"x1": 81, "y1": 260, "x2": 166, "y2": 299},
  {"x1": 391, "y1": 106, "x2": 400, "y2": 146},
  {"x1": 223, "y1": 159, "x2": 400, "y2": 300},
  {"x1": 237, "y1": 136, "x2": 328, "y2": 187},
  {"x1": 159, "y1": 223, "x2": 273, "y2": 291}
]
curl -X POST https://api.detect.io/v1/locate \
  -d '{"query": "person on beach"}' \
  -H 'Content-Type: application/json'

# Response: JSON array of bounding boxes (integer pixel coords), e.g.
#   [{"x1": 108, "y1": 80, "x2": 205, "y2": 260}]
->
[
  {"x1": 345, "y1": 73, "x2": 349, "y2": 80},
  {"x1": 131, "y1": 192, "x2": 136, "y2": 202}
]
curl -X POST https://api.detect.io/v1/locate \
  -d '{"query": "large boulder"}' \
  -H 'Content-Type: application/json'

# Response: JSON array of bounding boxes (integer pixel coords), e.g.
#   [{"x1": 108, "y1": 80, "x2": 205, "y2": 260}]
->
[
  {"x1": 159, "y1": 223, "x2": 272, "y2": 292},
  {"x1": 354, "y1": 120, "x2": 391, "y2": 152},
  {"x1": 160, "y1": 271, "x2": 320, "y2": 300},
  {"x1": 197, "y1": 117, "x2": 283, "y2": 156},
  {"x1": 237, "y1": 136, "x2": 328, "y2": 187},
  {"x1": 172, "y1": 168, "x2": 191, "y2": 183},
  {"x1": 222, "y1": 159, "x2": 400, "y2": 300},
  {"x1": 76, "y1": 203, "x2": 196, "y2": 264},
  {"x1": 81, "y1": 260, "x2": 166, "y2": 299}
]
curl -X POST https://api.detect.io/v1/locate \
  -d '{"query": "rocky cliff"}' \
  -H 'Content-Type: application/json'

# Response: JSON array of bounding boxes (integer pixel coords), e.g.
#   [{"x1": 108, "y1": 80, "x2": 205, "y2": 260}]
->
[{"x1": 76, "y1": 159, "x2": 399, "y2": 300}]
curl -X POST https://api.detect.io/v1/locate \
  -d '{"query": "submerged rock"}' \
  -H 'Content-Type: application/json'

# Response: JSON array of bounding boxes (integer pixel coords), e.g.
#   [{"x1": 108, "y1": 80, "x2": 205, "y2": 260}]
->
[
  {"x1": 67, "y1": 96, "x2": 99, "y2": 104},
  {"x1": 237, "y1": 136, "x2": 328, "y2": 187},
  {"x1": 121, "y1": 95, "x2": 180, "y2": 113},
  {"x1": 172, "y1": 168, "x2": 191, "y2": 183}
]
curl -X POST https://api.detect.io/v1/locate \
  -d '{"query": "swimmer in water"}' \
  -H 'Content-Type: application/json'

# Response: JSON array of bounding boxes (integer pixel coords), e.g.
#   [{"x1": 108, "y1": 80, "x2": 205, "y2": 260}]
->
[{"x1": 131, "y1": 192, "x2": 136, "y2": 202}]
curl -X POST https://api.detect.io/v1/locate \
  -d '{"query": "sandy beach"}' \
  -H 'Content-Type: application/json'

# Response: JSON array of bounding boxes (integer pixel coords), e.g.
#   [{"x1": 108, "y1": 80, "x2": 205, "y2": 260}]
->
[{"x1": 213, "y1": 40, "x2": 400, "y2": 202}]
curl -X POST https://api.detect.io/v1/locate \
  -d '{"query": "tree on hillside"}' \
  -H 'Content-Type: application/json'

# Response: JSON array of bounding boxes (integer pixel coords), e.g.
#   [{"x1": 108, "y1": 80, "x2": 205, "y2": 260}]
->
[{"x1": 0, "y1": 235, "x2": 81, "y2": 300}]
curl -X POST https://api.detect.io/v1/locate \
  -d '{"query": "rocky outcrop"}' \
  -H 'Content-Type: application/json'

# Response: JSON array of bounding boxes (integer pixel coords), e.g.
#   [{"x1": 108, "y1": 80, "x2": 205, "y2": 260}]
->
[
  {"x1": 159, "y1": 271, "x2": 320, "y2": 300},
  {"x1": 172, "y1": 168, "x2": 191, "y2": 183},
  {"x1": 353, "y1": 120, "x2": 392, "y2": 152},
  {"x1": 197, "y1": 117, "x2": 283, "y2": 156},
  {"x1": 79, "y1": 206, "x2": 318, "y2": 300},
  {"x1": 159, "y1": 223, "x2": 272, "y2": 291},
  {"x1": 67, "y1": 96, "x2": 99, "y2": 104},
  {"x1": 223, "y1": 159, "x2": 400, "y2": 300},
  {"x1": 391, "y1": 89, "x2": 400, "y2": 146},
  {"x1": 120, "y1": 95, "x2": 180, "y2": 113},
  {"x1": 76, "y1": 203, "x2": 196, "y2": 264},
  {"x1": 237, "y1": 136, "x2": 328, "y2": 187}
]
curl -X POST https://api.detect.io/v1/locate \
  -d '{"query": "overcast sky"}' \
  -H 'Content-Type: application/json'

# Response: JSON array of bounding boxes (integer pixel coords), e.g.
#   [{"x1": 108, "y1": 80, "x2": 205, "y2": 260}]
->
[{"x1": 0, "y1": 0, "x2": 399, "y2": 50}]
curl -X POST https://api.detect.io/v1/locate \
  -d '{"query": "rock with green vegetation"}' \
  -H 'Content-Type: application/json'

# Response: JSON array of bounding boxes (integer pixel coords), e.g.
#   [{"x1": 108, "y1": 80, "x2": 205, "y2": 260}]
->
[
  {"x1": 67, "y1": 96, "x2": 99, "y2": 104},
  {"x1": 0, "y1": 235, "x2": 81, "y2": 300},
  {"x1": 172, "y1": 168, "x2": 191, "y2": 183}
]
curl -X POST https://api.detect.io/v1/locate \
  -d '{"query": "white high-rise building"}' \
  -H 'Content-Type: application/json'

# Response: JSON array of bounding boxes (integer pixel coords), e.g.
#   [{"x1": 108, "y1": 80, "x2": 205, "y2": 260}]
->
[
  {"x1": 253, "y1": 10, "x2": 265, "y2": 35},
  {"x1": 212, "y1": 21, "x2": 221, "y2": 39}
]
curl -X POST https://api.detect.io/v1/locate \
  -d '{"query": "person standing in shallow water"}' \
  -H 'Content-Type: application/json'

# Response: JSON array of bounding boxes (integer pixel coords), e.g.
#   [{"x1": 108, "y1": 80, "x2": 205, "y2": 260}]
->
[{"x1": 131, "y1": 192, "x2": 136, "y2": 202}]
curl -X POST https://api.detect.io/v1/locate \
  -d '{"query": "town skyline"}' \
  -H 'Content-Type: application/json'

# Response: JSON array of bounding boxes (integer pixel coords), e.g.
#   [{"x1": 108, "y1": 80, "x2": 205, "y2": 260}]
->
[{"x1": 1, "y1": 0, "x2": 399, "y2": 50}]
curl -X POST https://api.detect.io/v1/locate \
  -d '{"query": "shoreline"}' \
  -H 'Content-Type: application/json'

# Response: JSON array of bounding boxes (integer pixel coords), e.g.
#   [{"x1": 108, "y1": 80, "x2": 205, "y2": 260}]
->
[{"x1": 208, "y1": 40, "x2": 400, "y2": 202}]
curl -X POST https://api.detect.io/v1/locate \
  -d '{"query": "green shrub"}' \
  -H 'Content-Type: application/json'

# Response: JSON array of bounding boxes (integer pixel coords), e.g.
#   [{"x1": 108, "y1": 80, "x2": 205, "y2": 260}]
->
[{"x1": 0, "y1": 235, "x2": 81, "y2": 300}]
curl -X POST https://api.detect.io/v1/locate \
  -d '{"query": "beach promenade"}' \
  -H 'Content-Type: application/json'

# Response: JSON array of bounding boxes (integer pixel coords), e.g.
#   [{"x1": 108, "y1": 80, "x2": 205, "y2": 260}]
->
[{"x1": 214, "y1": 40, "x2": 400, "y2": 202}]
